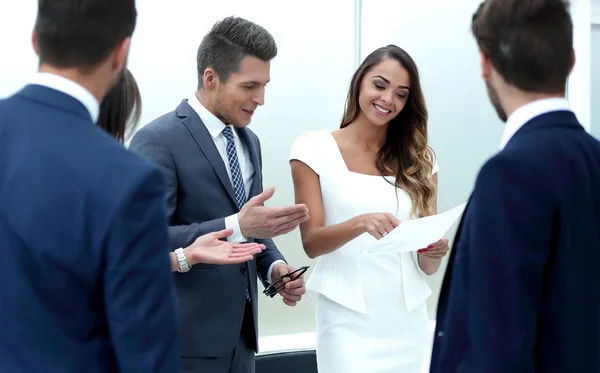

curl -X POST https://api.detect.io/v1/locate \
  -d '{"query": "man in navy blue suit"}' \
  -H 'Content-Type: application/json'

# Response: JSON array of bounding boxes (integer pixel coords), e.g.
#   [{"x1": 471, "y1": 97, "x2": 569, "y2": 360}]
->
[
  {"x1": 430, "y1": 0, "x2": 600, "y2": 372},
  {"x1": 0, "y1": 1, "x2": 180, "y2": 372}
]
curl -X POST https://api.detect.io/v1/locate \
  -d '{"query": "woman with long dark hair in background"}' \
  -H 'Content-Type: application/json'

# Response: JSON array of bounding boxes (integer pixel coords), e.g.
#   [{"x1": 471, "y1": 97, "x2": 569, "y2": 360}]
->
[{"x1": 97, "y1": 68, "x2": 141, "y2": 143}]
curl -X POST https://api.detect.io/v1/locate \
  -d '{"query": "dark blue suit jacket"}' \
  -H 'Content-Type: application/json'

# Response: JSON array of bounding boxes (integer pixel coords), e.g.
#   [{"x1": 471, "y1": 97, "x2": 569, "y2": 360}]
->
[
  {"x1": 430, "y1": 110, "x2": 600, "y2": 373},
  {"x1": 129, "y1": 100, "x2": 285, "y2": 359},
  {"x1": 0, "y1": 85, "x2": 179, "y2": 373}
]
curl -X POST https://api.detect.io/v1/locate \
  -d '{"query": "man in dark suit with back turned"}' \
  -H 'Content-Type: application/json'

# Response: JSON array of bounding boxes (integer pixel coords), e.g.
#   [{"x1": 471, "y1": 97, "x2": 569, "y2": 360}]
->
[
  {"x1": 0, "y1": 1, "x2": 180, "y2": 372},
  {"x1": 430, "y1": 0, "x2": 600, "y2": 372},
  {"x1": 129, "y1": 16, "x2": 309, "y2": 373}
]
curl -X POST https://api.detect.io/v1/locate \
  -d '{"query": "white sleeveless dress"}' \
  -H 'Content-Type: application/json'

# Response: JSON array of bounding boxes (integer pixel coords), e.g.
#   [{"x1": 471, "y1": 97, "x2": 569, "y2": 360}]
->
[{"x1": 290, "y1": 130, "x2": 439, "y2": 373}]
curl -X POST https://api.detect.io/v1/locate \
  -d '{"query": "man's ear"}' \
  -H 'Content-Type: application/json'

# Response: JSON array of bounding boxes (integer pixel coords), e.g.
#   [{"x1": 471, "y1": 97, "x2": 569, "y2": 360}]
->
[
  {"x1": 203, "y1": 68, "x2": 219, "y2": 90},
  {"x1": 568, "y1": 48, "x2": 576, "y2": 76},
  {"x1": 110, "y1": 37, "x2": 131, "y2": 73},
  {"x1": 479, "y1": 48, "x2": 492, "y2": 81},
  {"x1": 32, "y1": 31, "x2": 39, "y2": 56}
]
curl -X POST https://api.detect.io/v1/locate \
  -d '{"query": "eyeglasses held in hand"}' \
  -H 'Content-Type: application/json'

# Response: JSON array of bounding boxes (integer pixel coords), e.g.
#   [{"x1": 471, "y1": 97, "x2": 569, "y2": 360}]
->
[{"x1": 263, "y1": 265, "x2": 310, "y2": 298}]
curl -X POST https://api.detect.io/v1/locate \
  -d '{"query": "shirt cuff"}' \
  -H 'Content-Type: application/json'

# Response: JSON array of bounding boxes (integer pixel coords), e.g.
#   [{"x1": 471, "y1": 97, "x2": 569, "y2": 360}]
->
[
  {"x1": 267, "y1": 260, "x2": 287, "y2": 284},
  {"x1": 224, "y1": 213, "x2": 247, "y2": 243}
]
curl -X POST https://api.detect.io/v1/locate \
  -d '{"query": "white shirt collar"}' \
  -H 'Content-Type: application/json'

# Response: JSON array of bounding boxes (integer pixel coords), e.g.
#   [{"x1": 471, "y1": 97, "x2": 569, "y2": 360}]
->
[
  {"x1": 187, "y1": 93, "x2": 237, "y2": 140},
  {"x1": 500, "y1": 97, "x2": 571, "y2": 150},
  {"x1": 30, "y1": 72, "x2": 100, "y2": 123}
]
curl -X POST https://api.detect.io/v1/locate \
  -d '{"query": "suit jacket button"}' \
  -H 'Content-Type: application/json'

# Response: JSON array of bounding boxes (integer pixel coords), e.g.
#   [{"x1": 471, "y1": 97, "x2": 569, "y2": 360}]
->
[{"x1": 241, "y1": 266, "x2": 248, "y2": 274}]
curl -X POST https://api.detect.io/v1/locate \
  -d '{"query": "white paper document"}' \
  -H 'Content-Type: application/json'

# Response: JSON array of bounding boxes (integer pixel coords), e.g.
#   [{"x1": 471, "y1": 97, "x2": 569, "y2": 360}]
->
[{"x1": 366, "y1": 202, "x2": 467, "y2": 255}]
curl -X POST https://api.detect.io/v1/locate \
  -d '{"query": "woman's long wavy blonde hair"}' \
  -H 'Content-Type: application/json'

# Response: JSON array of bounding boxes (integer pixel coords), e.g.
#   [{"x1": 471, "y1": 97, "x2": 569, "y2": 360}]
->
[{"x1": 341, "y1": 45, "x2": 436, "y2": 218}]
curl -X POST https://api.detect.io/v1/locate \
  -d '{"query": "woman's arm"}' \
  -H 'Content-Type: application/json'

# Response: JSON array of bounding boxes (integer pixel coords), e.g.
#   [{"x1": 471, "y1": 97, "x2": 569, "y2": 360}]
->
[
  {"x1": 291, "y1": 160, "x2": 364, "y2": 259},
  {"x1": 291, "y1": 160, "x2": 399, "y2": 259}
]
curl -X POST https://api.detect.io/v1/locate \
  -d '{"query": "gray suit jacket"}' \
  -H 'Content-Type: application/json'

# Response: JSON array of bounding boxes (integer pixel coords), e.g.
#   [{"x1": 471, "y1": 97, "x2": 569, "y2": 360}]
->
[{"x1": 129, "y1": 99, "x2": 285, "y2": 357}]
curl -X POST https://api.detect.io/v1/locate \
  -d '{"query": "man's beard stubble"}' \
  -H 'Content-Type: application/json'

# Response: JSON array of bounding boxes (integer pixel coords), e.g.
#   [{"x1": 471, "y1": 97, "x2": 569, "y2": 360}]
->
[
  {"x1": 485, "y1": 81, "x2": 508, "y2": 123},
  {"x1": 214, "y1": 89, "x2": 237, "y2": 126}
]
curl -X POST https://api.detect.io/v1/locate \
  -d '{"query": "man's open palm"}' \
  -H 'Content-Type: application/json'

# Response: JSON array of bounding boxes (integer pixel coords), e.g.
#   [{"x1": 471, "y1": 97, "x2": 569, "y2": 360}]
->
[{"x1": 188, "y1": 229, "x2": 265, "y2": 265}]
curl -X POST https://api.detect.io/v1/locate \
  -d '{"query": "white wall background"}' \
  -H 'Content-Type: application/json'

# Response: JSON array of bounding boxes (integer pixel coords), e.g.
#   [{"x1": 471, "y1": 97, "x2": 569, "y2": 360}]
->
[
  {"x1": 570, "y1": 0, "x2": 592, "y2": 131},
  {"x1": 0, "y1": 2, "x2": 38, "y2": 95},
  {"x1": 592, "y1": 1, "x2": 600, "y2": 139},
  {"x1": 593, "y1": 0, "x2": 600, "y2": 23},
  {"x1": 593, "y1": 26, "x2": 600, "y2": 139},
  {"x1": 0, "y1": 0, "x2": 593, "y2": 337}
]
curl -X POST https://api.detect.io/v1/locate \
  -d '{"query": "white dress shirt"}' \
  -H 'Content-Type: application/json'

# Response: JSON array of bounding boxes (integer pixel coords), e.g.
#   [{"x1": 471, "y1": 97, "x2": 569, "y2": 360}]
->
[
  {"x1": 187, "y1": 94, "x2": 284, "y2": 281},
  {"x1": 500, "y1": 97, "x2": 571, "y2": 150},
  {"x1": 30, "y1": 72, "x2": 100, "y2": 123}
]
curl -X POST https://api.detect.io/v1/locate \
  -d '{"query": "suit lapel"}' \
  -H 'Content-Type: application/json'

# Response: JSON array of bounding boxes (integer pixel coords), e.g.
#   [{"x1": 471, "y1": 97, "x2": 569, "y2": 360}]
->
[
  {"x1": 238, "y1": 128, "x2": 262, "y2": 197},
  {"x1": 176, "y1": 100, "x2": 238, "y2": 207}
]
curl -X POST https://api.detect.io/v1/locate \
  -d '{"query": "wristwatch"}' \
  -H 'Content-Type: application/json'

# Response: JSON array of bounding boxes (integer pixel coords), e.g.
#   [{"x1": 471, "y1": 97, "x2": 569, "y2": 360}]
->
[{"x1": 174, "y1": 248, "x2": 190, "y2": 273}]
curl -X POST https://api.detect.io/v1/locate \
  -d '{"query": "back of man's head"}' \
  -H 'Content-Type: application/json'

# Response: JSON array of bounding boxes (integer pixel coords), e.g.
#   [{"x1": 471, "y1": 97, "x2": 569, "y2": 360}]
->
[
  {"x1": 471, "y1": 0, "x2": 573, "y2": 94},
  {"x1": 34, "y1": 0, "x2": 137, "y2": 72},
  {"x1": 196, "y1": 16, "x2": 277, "y2": 89}
]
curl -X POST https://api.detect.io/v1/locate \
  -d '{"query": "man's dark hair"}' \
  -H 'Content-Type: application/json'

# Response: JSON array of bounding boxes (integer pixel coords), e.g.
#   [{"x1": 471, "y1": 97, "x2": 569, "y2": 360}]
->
[
  {"x1": 196, "y1": 16, "x2": 277, "y2": 89},
  {"x1": 34, "y1": 0, "x2": 137, "y2": 71},
  {"x1": 471, "y1": 0, "x2": 573, "y2": 93}
]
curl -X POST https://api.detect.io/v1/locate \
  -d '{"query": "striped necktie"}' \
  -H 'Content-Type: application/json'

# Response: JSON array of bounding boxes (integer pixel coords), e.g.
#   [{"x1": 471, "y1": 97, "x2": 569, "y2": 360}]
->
[
  {"x1": 222, "y1": 126, "x2": 251, "y2": 302},
  {"x1": 222, "y1": 126, "x2": 246, "y2": 209}
]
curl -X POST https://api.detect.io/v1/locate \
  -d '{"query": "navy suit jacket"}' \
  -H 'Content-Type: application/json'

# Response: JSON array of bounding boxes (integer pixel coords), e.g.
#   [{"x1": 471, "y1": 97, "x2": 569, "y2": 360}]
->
[
  {"x1": 129, "y1": 100, "x2": 285, "y2": 358},
  {"x1": 430, "y1": 111, "x2": 600, "y2": 373},
  {"x1": 0, "y1": 85, "x2": 179, "y2": 373}
]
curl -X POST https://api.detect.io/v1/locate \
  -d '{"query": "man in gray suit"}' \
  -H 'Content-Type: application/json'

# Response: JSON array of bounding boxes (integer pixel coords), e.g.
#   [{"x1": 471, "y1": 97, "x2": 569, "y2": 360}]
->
[{"x1": 129, "y1": 16, "x2": 309, "y2": 373}]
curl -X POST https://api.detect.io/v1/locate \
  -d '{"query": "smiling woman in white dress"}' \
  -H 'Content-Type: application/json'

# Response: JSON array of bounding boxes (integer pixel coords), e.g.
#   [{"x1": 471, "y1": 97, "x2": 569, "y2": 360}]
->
[{"x1": 289, "y1": 45, "x2": 450, "y2": 373}]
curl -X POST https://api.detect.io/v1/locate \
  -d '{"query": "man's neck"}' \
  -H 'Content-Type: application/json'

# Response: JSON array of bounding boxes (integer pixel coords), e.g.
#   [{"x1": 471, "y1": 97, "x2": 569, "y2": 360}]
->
[
  {"x1": 38, "y1": 65, "x2": 105, "y2": 103},
  {"x1": 194, "y1": 90, "x2": 227, "y2": 124},
  {"x1": 501, "y1": 88, "x2": 566, "y2": 119}
]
